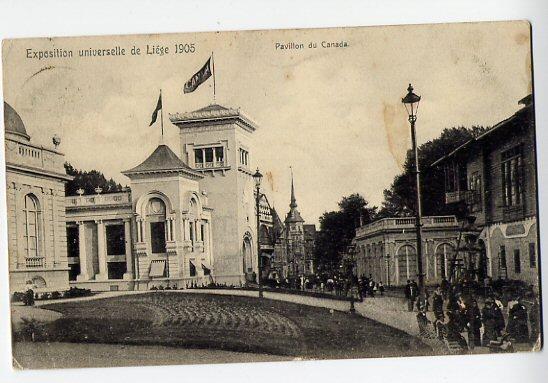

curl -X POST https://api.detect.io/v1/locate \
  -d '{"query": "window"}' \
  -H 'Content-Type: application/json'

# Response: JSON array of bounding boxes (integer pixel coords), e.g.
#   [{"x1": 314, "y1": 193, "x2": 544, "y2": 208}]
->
[
  {"x1": 147, "y1": 198, "x2": 167, "y2": 254},
  {"x1": 150, "y1": 222, "x2": 166, "y2": 253},
  {"x1": 529, "y1": 243, "x2": 536, "y2": 268},
  {"x1": 189, "y1": 260, "x2": 197, "y2": 277},
  {"x1": 204, "y1": 147, "x2": 214, "y2": 163},
  {"x1": 108, "y1": 262, "x2": 126, "y2": 280},
  {"x1": 194, "y1": 146, "x2": 224, "y2": 168},
  {"x1": 106, "y1": 224, "x2": 125, "y2": 255},
  {"x1": 23, "y1": 194, "x2": 41, "y2": 259},
  {"x1": 468, "y1": 171, "x2": 482, "y2": 212},
  {"x1": 67, "y1": 226, "x2": 79, "y2": 258},
  {"x1": 239, "y1": 148, "x2": 249, "y2": 166},
  {"x1": 194, "y1": 149, "x2": 204, "y2": 165},
  {"x1": 499, "y1": 246, "x2": 506, "y2": 269},
  {"x1": 501, "y1": 146, "x2": 523, "y2": 207},
  {"x1": 215, "y1": 147, "x2": 224, "y2": 163},
  {"x1": 513, "y1": 249, "x2": 521, "y2": 274},
  {"x1": 189, "y1": 221, "x2": 195, "y2": 243}
]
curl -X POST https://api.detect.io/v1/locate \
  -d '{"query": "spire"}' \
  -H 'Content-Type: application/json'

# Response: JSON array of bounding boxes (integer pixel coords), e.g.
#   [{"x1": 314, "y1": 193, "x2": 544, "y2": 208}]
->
[
  {"x1": 290, "y1": 166, "x2": 297, "y2": 208},
  {"x1": 285, "y1": 167, "x2": 304, "y2": 224}
]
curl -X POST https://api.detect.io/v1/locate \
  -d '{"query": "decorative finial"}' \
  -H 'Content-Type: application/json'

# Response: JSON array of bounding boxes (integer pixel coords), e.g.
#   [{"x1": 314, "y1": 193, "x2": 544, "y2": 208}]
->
[
  {"x1": 94, "y1": 187, "x2": 103, "y2": 194},
  {"x1": 76, "y1": 188, "x2": 85, "y2": 196},
  {"x1": 52, "y1": 134, "x2": 61, "y2": 149}
]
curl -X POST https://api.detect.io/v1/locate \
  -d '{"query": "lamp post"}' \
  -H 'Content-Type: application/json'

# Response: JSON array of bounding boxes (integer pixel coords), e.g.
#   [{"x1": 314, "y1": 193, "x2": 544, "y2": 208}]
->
[
  {"x1": 402, "y1": 84, "x2": 425, "y2": 300},
  {"x1": 347, "y1": 244, "x2": 357, "y2": 313},
  {"x1": 385, "y1": 254, "x2": 391, "y2": 287},
  {"x1": 253, "y1": 168, "x2": 264, "y2": 298}
]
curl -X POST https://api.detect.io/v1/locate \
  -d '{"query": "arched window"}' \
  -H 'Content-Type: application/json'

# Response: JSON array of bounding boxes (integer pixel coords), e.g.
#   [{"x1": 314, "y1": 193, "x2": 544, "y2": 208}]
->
[
  {"x1": 147, "y1": 198, "x2": 166, "y2": 254},
  {"x1": 23, "y1": 194, "x2": 41, "y2": 259},
  {"x1": 435, "y1": 243, "x2": 454, "y2": 279},
  {"x1": 242, "y1": 235, "x2": 253, "y2": 274},
  {"x1": 397, "y1": 245, "x2": 417, "y2": 285}
]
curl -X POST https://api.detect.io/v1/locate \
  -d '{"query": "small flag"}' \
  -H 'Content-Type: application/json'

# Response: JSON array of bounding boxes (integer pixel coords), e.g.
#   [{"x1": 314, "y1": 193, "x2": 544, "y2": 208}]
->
[
  {"x1": 184, "y1": 57, "x2": 212, "y2": 94},
  {"x1": 149, "y1": 93, "x2": 162, "y2": 126}
]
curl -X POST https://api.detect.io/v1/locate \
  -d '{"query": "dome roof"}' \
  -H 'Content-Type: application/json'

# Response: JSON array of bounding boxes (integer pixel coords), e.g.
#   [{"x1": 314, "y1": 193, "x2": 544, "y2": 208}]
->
[{"x1": 4, "y1": 102, "x2": 30, "y2": 141}]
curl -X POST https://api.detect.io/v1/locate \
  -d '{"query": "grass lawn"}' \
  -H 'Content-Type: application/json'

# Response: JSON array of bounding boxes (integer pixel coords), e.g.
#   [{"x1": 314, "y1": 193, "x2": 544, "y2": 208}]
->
[{"x1": 19, "y1": 292, "x2": 432, "y2": 360}]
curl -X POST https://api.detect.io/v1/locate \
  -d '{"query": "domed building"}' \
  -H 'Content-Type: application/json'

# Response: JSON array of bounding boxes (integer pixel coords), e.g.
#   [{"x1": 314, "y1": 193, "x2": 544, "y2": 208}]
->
[{"x1": 4, "y1": 102, "x2": 72, "y2": 293}]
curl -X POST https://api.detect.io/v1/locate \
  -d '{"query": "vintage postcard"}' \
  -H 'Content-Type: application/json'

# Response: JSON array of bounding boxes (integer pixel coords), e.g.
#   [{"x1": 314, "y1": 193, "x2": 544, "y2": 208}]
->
[{"x1": 2, "y1": 21, "x2": 541, "y2": 370}]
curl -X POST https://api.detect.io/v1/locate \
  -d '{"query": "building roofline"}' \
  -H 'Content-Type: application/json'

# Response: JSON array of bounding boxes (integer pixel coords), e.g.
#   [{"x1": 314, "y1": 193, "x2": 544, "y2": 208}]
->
[{"x1": 431, "y1": 97, "x2": 533, "y2": 167}]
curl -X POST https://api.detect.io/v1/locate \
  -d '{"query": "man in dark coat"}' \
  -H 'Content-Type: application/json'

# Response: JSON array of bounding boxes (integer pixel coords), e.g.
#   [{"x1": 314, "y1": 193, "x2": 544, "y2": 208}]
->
[
  {"x1": 507, "y1": 297, "x2": 529, "y2": 343},
  {"x1": 482, "y1": 297, "x2": 504, "y2": 346},
  {"x1": 404, "y1": 280, "x2": 413, "y2": 311},
  {"x1": 433, "y1": 287, "x2": 444, "y2": 319},
  {"x1": 467, "y1": 299, "x2": 482, "y2": 348}
]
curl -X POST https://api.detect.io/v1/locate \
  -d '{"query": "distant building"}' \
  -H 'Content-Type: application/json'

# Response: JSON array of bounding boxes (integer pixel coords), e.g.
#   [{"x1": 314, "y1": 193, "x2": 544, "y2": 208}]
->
[
  {"x1": 4, "y1": 102, "x2": 72, "y2": 293},
  {"x1": 433, "y1": 95, "x2": 538, "y2": 290},
  {"x1": 354, "y1": 216, "x2": 460, "y2": 286},
  {"x1": 271, "y1": 173, "x2": 316, "y2": 279}
]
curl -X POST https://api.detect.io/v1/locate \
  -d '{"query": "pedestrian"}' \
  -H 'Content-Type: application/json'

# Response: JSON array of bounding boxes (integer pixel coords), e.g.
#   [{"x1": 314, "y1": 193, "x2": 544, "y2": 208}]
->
[
  {"x1": 378, "y1": 281, "x2": 385, "y2": 296},
  {"x1": 481, "y1": 297, "x2": 504, "y2": 346},
  {"x1": 467, "y1": 299, "x2": 482, "y2": 348},
  {"x1": 410, "y1": 280, "x2": 419, "y2": 311},
  {"x1": 507, "y1": 296, "x2": 529, "y2": 343},
  {"x1": 404, "y1": 280, "x2": 413, "y2": 311},
  {"x1": 446, "y1": 310, "x2": 468, "y2": 351},
  {"x1": 441, "y1": 277, "x2": 450, "y2": 300},
  {"x1": 417, "y1": 305, "x2": 431, "y2": 337},
  {"x1": 369, "y1": 280, "x2": 376, "y2": 297},
  {"x1": 433, "y1": 286, "x2": 444, "y2": 321}
]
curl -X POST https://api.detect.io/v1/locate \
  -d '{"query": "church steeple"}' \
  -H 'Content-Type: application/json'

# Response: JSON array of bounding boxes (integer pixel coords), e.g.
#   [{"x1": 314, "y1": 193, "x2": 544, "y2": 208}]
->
[
  {"x1": 290, "y1": 167, "x2": 297, "y2": 209},
  {"x1": 285, "y1": 167, "x2": 304, "y2": 223}
]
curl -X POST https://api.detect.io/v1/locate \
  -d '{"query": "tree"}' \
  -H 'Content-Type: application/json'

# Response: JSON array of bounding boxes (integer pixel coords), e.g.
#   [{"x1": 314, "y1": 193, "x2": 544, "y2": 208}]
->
[
  {"x1": 64, "y1": 162, "x2": 125, "y2": 196},
  {"x1": 378, "y1": 126, "x2": 487, "y2": 218},
  {"x1": 315, "y1": 194, "x2": 377, "y2": 272}
]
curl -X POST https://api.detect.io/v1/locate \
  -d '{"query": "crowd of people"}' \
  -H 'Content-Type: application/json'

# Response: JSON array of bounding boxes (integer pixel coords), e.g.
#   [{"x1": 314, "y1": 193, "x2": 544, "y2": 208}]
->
[{"x1": 406, "y1": 278, "x2": 541, "y2": 352}]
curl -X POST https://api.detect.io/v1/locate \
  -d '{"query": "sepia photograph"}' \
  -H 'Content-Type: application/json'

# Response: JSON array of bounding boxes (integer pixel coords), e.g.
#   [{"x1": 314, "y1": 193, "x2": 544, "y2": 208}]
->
[{"x1": 1, "y1": 19, "x2": 543, "y2": 372}]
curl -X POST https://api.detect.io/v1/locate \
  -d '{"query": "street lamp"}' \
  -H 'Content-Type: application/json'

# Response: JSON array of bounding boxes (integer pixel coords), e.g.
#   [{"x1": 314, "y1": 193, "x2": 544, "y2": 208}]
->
[
  {"x1": 402, "y1": 84, "x2": 425, "y2": 301},
  {"x1": 253, "y1": 168, "x2": 264, "y2": 298},
  {"x1": 385, "y1": 254, "x2": 391, "y2": 287}
]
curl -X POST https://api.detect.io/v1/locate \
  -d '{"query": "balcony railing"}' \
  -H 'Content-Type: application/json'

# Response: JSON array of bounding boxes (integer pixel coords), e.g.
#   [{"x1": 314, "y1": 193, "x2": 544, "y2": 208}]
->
[
  {"x1": 356, "y1": 215, "x2": 459, "y2": 237},
  {"x1": 25, "y1": 257, "x2": 45, "y2": 268},
  {"x1": 66, "y1": 192, "x2": 131, "y2": 208},
  {"x1": 446, "y1": 190, "x2": 477, "y2": 205},
  {"x1": 195, "y1": 161, "x2": 226, "y2": 170}
]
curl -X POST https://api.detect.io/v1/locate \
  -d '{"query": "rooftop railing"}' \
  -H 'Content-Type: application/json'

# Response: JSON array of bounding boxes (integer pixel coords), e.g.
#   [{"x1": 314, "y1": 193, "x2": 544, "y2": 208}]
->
[
  {"x1": 356, "y1": 215, "x2": 459, "y2": 237},
  {"x1": 66, "y1": 191, "x2": 131, "y2": 207}
]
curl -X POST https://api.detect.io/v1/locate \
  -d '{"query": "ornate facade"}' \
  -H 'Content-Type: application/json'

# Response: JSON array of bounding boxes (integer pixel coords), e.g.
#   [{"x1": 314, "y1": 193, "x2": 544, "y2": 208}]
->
[
  {"x1": 6, "y1": 102, "x2": 273, "y2": 292},
  {"x1": 5, "y1": 102, "x2": 72, "y2": 293}
]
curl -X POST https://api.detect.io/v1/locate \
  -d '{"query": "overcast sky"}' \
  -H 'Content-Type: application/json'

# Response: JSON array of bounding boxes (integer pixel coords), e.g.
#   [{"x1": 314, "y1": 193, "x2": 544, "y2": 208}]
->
[{"x1": 2, "y1": 21, "x2": 532, "y2": 224}]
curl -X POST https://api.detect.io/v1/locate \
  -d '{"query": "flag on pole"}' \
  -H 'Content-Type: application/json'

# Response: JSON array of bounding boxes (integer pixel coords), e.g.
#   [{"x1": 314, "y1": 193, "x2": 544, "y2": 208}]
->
[
  {"x1": 184, "y1": 57, "x2": 212, "y2": 93},
  {"x1": 149, "y1": 93, "x2": 162, "y2": 126}
]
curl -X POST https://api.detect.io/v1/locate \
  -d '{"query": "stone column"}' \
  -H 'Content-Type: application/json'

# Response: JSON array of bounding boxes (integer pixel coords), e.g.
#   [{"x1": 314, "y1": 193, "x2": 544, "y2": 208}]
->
[
  {"x1": 76, "y1": 221, "x2": 91, "y2": 281},
  {"x1": 123, "y1": 219, "x2": 133, "y2": 280},
  {"x1": 95, "y1": 220, "x2": 108, "y2": 280}
]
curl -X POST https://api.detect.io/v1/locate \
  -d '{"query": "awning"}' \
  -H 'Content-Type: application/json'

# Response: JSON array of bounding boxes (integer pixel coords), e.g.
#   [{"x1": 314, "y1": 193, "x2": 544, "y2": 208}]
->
[
  {"x1": 149, "y1": 260, "x2": 166, "y2": 277},
  {"x1": 201, "y1": 260, "x2": 213, "y2": 270}
]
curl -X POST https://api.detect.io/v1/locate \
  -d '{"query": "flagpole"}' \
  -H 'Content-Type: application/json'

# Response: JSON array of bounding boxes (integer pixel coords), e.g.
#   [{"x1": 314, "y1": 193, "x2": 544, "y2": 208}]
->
[
  {"x1": 212, "y1": 52, "x2": 216, "y2": 103},
  {"x1": 160, "y1": 88, "x2": 164, "y2": 143}
]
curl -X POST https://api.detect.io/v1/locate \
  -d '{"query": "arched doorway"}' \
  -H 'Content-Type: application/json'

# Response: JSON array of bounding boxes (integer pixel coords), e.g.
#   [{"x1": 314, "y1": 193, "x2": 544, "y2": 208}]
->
[{"x1": 242, "y1": 235, "x2": 253, "y2": 278}]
